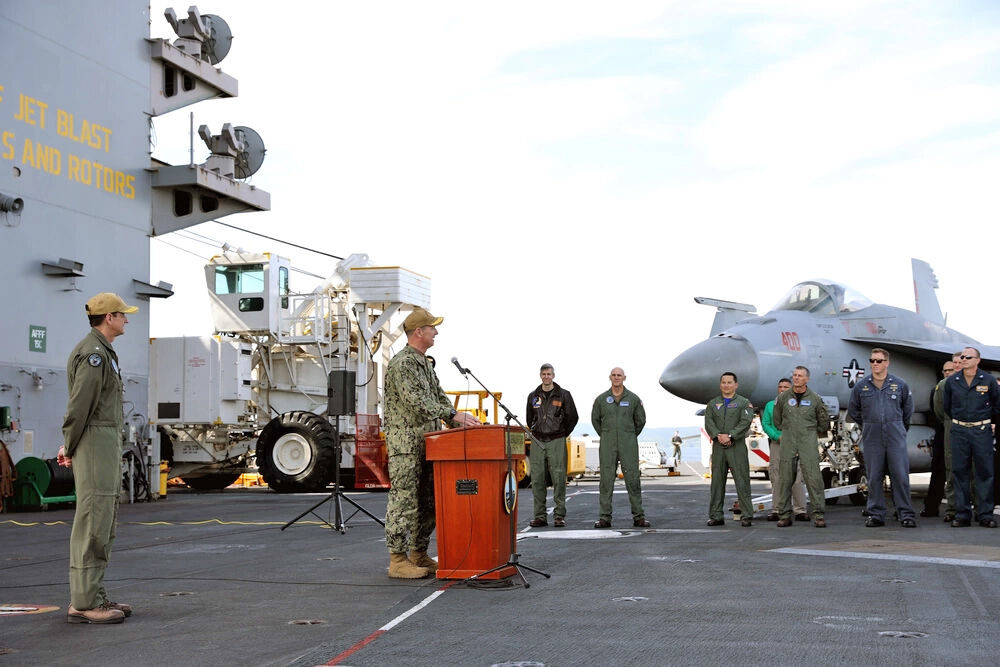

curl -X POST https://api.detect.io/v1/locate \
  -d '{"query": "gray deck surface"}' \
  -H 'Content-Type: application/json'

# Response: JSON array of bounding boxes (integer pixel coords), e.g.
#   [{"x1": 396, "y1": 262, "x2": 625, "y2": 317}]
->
[{"x1": 3, "y1": 465, "x2": 999, "y2": 666}]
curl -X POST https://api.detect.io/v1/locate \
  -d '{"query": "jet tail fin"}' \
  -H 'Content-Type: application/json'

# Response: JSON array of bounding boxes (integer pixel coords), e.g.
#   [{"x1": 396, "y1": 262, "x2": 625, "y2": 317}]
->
[
  {"x1": 911, "y1": 258, "x2": 945, "y2": 325},
  {"x1": 694, "y1": 297, "x2": 756, "y2": 336}
]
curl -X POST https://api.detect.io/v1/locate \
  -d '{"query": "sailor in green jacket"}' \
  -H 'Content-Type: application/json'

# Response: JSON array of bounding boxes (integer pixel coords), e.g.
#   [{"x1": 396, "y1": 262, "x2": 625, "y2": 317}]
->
[
  {"x1": 772, "y1": 365, "x2": 830, "y2": 527},
  {"x1": 591, "y1": 367, "x2": 649, "y2": 528},
  {"x1": 57, "y1": 293, "x2": 137, "y2": 624},
  {"x1": 704, "y1": 372, "x2": 755, "y2": 526}
]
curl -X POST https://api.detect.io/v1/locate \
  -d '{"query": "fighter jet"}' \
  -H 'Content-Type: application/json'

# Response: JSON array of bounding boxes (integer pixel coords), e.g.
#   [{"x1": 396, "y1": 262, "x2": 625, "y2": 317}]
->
[{"x1": 659, "y1": 258, "x2": 999, "y2": 499}]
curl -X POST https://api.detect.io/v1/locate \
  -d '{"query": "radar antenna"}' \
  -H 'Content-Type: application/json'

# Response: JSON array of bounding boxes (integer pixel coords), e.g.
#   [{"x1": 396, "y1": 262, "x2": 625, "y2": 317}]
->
[
  {"x1": 233, "y1": 126, "x2": 266, "y2": 179},
  {"x1": 164, "y1": 6, "x2": 233, "y2": 64},
  {"x1": 198, "y1": 123, "x2": 266, "y2": 179}
]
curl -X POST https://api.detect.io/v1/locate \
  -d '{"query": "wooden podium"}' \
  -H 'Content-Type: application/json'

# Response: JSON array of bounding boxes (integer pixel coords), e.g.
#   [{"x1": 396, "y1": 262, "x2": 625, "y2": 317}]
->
[{"x1": 425, "y1": 425, "x2": 525, "y2": 580}]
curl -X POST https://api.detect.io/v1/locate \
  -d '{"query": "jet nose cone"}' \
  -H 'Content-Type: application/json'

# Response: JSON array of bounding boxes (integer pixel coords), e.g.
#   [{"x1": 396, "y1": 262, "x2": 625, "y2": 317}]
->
[{"x1": 660, "y1": 336, "x2": 760, "y2": 404}]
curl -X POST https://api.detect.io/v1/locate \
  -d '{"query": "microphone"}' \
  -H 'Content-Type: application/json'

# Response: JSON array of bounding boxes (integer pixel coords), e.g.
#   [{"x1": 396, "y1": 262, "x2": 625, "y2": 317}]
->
[{"x1": 451, "y1": 357, "x2": 468, "y2": 376}]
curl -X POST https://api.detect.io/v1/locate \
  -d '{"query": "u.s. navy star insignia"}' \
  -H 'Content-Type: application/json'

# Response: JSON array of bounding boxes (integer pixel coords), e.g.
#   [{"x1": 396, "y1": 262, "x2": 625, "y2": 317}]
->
[{"x1": 842, "y1": 359, "x2": 865, "y2": 388}]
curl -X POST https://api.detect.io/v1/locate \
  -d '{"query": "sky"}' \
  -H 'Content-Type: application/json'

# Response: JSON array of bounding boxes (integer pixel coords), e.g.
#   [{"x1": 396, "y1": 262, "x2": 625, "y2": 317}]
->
[{"x1": 147, "y1": 1, "x2": 1000, "y2": 432}]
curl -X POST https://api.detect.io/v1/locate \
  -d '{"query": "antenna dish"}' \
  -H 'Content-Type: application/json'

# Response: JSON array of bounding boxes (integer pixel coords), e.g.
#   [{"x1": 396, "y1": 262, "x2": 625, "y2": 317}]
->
[
  {"x1": 202, "y1": 14, "x2": 233, "y2": 65},
  {"x1": 233, "y1": 126, "x2": 266, "y2": 179}
]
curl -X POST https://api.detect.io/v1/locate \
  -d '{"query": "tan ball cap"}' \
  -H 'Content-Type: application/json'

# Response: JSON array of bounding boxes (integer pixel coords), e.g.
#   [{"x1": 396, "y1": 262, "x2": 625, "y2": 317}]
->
[
  {"x1": 403, "y1": 307, "x2": 443, "y2": 332},
  {"x1": 86, "y1": 292, "x2": 139, "y2": 316}
]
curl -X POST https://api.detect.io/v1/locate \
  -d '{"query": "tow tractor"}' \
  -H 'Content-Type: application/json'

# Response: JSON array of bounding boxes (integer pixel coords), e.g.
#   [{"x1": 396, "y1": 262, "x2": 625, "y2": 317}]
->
[{"x1": 149, "y1": 251, "x2": 429, "y2": 492}]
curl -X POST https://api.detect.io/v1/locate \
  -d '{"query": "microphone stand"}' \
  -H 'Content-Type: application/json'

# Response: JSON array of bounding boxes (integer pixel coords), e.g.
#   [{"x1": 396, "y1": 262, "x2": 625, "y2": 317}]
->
[
  {"x1": 458, "y1": 363, "x2": 550, "y2": 588},
  {"x1": 281, "y1": 430, "x2": 385, "y2": 533}
]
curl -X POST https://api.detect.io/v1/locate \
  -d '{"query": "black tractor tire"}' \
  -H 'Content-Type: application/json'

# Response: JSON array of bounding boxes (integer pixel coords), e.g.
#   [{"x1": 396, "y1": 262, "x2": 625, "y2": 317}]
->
[
  {"x1": 256, "y1": 411, "x2": 338, "y2": 493},
  {"x1": 181, "y1": 472, "x2": 242, "y2": 491}
]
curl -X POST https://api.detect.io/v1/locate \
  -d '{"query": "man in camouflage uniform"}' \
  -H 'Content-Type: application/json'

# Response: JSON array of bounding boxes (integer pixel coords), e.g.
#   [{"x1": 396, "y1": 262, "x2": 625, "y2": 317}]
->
[
  {"x1": 383, "y1": 308, "x2": 480, "y2": 578},
  {"x1": 57, "y1": 293, "x2": 137, "y2": 624}
]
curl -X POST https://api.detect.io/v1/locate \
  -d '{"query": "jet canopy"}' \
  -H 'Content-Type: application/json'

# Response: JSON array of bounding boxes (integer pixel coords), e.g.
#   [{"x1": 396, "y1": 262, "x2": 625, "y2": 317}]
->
[{"x1": 769, "y1": 280, "x2": 873, "y2": 315}]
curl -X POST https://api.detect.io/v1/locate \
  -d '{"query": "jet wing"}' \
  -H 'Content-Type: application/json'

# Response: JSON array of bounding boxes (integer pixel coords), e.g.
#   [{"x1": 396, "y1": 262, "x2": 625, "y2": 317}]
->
[{"x1": 841, "y1": 337, "x2": 1000, "y2": 371}]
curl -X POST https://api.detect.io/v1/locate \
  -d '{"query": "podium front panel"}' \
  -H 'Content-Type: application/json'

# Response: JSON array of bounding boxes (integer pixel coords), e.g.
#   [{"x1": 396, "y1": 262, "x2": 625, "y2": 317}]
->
[{"x1": 425, "y1": 426, "x2": 525, "y2": 580}]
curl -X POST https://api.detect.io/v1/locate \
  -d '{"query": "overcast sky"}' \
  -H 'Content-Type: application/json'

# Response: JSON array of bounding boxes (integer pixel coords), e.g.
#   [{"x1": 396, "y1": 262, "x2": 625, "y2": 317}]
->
[{"x1": 148, "y1": 1, "x2": 1000, "y2": 430}]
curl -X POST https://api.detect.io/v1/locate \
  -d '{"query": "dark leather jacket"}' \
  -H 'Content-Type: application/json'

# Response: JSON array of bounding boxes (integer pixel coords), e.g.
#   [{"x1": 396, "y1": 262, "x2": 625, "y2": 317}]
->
[{"x1": 526, "y1": 382, "x2": 579, "y2": 441}]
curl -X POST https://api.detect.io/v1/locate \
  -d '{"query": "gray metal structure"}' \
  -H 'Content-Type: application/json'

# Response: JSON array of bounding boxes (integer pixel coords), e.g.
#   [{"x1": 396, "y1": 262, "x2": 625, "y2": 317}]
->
[
  {"x1": 0, "y1": 2, "x2": 269, "y2": 491},
  {"x1": 660, "y1": 258, "x2": 997, "y2": 502}
]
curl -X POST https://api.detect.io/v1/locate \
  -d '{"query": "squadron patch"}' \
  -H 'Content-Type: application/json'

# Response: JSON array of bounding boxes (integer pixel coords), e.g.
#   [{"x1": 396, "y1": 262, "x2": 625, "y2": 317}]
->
[
  {"x1": 606, "y1": 396, "x2": 614, "y2": 403},
  {"x1": 788, "y1": 398, "x2": 797, "y2": 407},
  {"x1": 532, "y1": 397, "x2": 542, "y2": 408},
  {"x1": 87, "y1": 353, "x2": 103, "y2": 367}
]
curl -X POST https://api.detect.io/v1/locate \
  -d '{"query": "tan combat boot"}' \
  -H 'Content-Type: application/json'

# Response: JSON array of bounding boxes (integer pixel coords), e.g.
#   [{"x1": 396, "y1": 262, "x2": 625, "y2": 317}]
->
[
  {"x1": 409, "y1": 550, "x2": 438, "y2": 573},
  {"x1": 388, "y1": 552, "x2": 430, "y2": 579},
  {"x1": 67, "y1": 603, "x2": 125, "y2": 624}
]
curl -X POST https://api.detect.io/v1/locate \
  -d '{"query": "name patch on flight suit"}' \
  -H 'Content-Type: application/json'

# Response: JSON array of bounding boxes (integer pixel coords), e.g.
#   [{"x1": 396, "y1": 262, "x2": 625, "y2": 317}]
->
[
  {"x1": 621, "y1": 401, "x2": 630, "y2": 407},
  {"x1": 552, "y1": 400, "x2": 563, "y2": 407},
  {"x1": 801, "y1": 400, "x2": 811, "y2": 406},
  {"x1": 88, "y1": 354, "x2": 102, "y2": 367}
]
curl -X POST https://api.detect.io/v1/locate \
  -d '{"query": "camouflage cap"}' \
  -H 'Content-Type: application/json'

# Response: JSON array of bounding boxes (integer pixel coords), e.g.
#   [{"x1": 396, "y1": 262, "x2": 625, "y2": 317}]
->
[
  {"x1": 403, "y1": 307, "x2": 443, "y2": 332},
  {"x1": 86, "y1": 292, "x2": 138, "y2": 316}
]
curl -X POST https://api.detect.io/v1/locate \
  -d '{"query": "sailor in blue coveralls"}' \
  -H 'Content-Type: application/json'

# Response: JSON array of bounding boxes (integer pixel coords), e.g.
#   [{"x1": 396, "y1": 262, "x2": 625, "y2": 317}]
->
[
  {"x1": 941, "y1": 346, "x2": 1000, "y2": 528},
  {"x1": 847, "y1": 348, "x2": 916, "y2": 527}
]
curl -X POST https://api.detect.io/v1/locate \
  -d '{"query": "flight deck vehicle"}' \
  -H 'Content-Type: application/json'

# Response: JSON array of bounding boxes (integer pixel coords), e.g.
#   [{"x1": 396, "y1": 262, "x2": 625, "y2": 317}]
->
[{"x1": 149, "y1": 252, "x2": 430, "y2": 492}]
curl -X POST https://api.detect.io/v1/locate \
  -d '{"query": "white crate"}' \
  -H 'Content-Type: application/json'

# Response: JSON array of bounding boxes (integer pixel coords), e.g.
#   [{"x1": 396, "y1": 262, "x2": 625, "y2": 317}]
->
[{"x1": 349, "y1": 266, "x2": 431, "y2": 307}]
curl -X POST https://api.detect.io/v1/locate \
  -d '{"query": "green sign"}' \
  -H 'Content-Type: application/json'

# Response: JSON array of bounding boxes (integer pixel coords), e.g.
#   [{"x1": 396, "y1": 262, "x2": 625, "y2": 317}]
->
[{"x1": 29, "y1": 325, "x2": 46, "y2": 352}]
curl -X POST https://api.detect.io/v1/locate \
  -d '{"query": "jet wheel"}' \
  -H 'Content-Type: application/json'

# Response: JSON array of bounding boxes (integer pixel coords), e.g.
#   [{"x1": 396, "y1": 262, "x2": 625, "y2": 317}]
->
[
  {"x1": 848, "y1": 467, "x2": 867, "y2": 506},
  {"x1": 822, "y1": 468, "x2": 839, "y2": 505}
]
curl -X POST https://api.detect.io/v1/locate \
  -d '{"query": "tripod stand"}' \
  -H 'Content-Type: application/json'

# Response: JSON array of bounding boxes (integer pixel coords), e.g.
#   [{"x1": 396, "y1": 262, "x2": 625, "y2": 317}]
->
[
  {"x1": 459, "y1": 365, "x2": 550, "y2": 588},
  {"x1": 281, "y1": 431, "x2": 385, "y2": 533}
]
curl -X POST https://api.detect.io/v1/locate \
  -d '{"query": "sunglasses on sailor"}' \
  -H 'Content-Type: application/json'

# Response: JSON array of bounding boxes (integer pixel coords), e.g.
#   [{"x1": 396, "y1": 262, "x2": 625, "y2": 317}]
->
[{"x1": 869, "y1": 358, "x2": 887, "y2": 364}]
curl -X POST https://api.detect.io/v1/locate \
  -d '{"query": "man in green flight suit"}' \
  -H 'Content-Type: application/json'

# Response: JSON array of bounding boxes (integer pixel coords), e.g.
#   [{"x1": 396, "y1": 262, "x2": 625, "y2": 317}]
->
[
  {"x1": 930, "y1": 353, "x2": 961, "y2": 521},
  {"x1": 592, "y1": 367, "x2": 649, "y2": 528},
  {"x1": 57, "y1": 292, "x2": 137, "y2": 624},
  {"x1": 773, "y1": 365, "x2": 830, "y2": 528},
  {"x1": 704, "y1": 371, "x2": 755, "y2": 527},
  {"x1": 383, "y1": 307, "x2": 481, "y2": 579}
]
